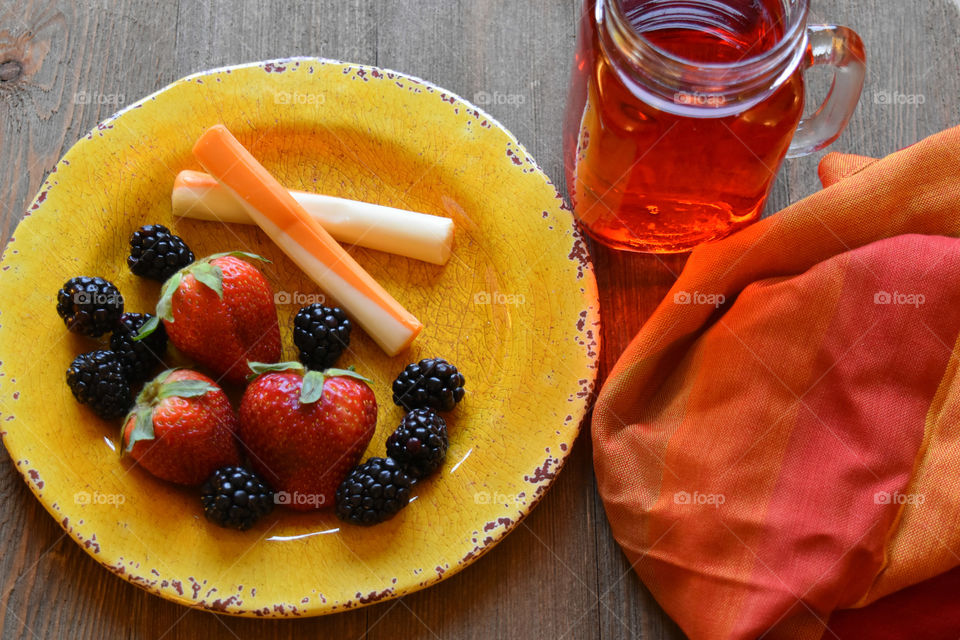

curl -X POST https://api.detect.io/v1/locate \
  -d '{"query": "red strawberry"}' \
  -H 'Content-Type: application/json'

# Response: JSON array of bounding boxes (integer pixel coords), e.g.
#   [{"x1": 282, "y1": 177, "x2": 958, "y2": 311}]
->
[
  {"x1": 121, "y1": 369, "x2": 241, "y2": 485},
  {"x1": 138, "y1": 252, "x2": 280, "y2": 385},
  {"x1": 238, "y1": 362, "x2": 377, "y2": 511}
]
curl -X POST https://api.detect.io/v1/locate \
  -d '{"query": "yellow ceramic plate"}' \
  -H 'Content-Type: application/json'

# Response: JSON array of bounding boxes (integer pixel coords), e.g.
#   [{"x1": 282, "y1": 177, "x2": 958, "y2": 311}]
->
[{"x1": 0, "y1": 58, "x2": 599, "y2": 617}]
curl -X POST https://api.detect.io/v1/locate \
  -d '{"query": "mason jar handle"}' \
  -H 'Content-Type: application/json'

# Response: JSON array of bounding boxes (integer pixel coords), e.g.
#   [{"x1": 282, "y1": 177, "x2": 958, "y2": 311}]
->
[{"x1": 787, "y1": 25, "x2": 866, "y2": 158}]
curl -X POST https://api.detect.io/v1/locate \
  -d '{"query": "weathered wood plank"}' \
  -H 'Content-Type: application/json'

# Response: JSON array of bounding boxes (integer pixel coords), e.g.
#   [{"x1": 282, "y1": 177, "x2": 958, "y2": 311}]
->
[
  {"x1": 588, "y1": 250, "x2": 687, "y2": 640},
  {"x1": 173, "y1": 0, "x2": 379, "y2": 76}
]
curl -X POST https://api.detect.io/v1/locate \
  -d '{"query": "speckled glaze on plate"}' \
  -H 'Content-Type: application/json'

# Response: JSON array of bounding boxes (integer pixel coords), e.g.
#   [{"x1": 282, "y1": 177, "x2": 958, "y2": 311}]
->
[{"x1": 0, "y1": 58, "x2": 600, "y2": 617}]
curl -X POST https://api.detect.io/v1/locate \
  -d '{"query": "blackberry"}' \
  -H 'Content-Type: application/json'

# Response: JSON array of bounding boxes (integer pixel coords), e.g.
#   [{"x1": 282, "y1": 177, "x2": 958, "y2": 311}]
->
[
  {"x1": 56, "y1": 276, "x2": 124, "y2": 337},
  {"x1": 336, "y1": 457, "x2": 414, "y2": 526},
  {"x1": 66, "y1": 350, "x2": 132, "y2": 419},
  {"x1": 127, "y1": 224, "x2": 194, "y2": 282},
  {"x1": 200, "y1": 466, "x2": 275, "y2": 530},
  {"x1": 392, "y1": 358, "x2": 465, "y2": 411},
  {"x1": 293, "y1": 304, "x2": 352, "y2": 369},
  {"x1": 109, "y1": 313, "x2": 168, "y2": 383},
  {"x1": 386, "y1": 409, "x2": 449, "y2": 479}
]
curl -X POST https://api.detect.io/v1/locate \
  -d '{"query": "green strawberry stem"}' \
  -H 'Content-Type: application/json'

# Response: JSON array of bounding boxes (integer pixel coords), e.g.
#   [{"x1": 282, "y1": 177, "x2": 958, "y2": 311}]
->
[
  {"x1": 120, "y1": 369, "x2": 217, "y2": 453},
  {"x1": 246, "y1": 361, "x2": 372, "y2": 405},
  {"x1": 246, "y1": 361, "x2": 306, "y2": 377},
  {"x1": 133, "y1": 251, "x2": 270, "y2": 341}
]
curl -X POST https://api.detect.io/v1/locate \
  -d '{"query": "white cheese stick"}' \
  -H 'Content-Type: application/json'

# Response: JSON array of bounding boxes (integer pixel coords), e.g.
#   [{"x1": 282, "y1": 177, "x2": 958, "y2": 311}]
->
[{"x1": 172, "y1": 170, "x2": 454, "y2": 265}]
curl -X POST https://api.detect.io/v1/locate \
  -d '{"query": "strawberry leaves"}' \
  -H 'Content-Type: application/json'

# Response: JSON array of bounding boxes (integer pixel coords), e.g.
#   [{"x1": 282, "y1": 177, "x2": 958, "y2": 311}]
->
[
  {"x1": 207, "y1": 250, "x2": 270, "y2": 263},
  {"x1": 124, "y1": 409, "x2": 156, "y2": 454},
  {"x1": 121, "y1": 369, "x2": 217, "y2": 453},
  {"x1": 136, "y1": 314, "x2": 161, "y2": 339},
  {"x1": 298, "y1": 367, "x2": 372, "y2": 404},
  {"x1": 246, "y1": 361, "x2": 372, "y2": 405},
  {"x1": 300, "y1": 370, "x2": 327, "y2": 404},
  {"x1": 155, "y1": 379, "x2": 217, "y2": 400},
  {"x1": 317, "y1": 367, "x2": 371, "y2": 383},
  {"x1": 134, "y1": 251, "x2": 269, "y2": 340},
  {"x1": 247, "y1": 361, "x2": 305, "y2": 377},
  {"x1": 150, "y1": 271, "x2": 185, "y2": 327},
  {"x1": 189, "y1": 262, "x2": 223, "y2": 299}
]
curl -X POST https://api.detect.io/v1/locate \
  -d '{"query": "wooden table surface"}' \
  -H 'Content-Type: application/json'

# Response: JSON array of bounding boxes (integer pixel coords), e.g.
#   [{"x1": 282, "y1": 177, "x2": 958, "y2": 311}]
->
[{"x1": 1, "y1": 1, "x2": 957, "y2": 638}]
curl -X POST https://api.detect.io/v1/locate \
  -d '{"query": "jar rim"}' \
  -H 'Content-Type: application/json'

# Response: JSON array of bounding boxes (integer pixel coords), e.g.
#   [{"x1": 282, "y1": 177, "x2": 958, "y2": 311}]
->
[
  {"x1": 602, "y1": 0, "x2": 810, "y2": 72},
  {"x1": 597, "y1": 0, "x2": 810, "y2": 117}
]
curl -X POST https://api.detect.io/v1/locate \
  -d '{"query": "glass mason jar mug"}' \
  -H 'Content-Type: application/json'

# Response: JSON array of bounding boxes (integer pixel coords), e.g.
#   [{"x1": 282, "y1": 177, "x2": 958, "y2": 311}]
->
[{"x1": 563, "y1": 0, "x2": 866, "y2": 253}]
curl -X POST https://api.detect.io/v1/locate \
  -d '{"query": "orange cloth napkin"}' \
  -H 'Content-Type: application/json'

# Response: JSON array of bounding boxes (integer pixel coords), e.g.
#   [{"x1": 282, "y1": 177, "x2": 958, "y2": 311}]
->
[{"x1": 592, "y1": 125, "x2": 960, "y2": 640}]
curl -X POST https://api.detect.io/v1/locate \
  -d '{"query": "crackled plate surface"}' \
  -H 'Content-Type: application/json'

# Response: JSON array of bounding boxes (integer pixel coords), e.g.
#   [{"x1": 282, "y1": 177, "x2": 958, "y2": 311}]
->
[{"x1": 0, "y1": 58, "x2": 600, "y2": 617}]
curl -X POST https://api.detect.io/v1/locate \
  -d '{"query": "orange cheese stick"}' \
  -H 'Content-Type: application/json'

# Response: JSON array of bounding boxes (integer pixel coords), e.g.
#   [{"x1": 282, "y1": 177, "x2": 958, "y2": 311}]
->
[{"x1": 192, "y1": 125, "x2": 422, "y2": 355}]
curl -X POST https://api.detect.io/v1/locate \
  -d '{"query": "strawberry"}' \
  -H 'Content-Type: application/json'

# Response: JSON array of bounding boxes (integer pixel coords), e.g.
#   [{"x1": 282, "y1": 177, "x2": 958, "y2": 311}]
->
[
  {"x1": 121, "y1": 369, "x2": 241, "y2": 485},
  {"x1": 238, "y1": 362, "x2": 377, "y2": 511},
  {"x1": 137, "y1": 252, "x2": 280, "y2": 385}
]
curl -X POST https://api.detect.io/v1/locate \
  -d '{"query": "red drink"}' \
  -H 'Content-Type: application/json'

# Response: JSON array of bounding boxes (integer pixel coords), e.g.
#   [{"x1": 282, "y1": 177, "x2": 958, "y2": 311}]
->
[{"x1": 564, "y1": 0, "x2": 865, "y2": 253}]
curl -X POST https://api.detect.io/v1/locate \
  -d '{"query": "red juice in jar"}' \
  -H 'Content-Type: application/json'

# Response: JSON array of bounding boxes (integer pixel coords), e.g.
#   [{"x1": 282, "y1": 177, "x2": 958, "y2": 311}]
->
[{"x1": 564, "y1": 0, "x2": 865, "y2": 253}]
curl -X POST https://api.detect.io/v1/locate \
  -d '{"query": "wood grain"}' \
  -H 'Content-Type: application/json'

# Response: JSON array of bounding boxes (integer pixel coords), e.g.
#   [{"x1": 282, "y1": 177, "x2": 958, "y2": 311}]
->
[{"x1": 0, "y1": 0, "x2": 957, "y2": 638}]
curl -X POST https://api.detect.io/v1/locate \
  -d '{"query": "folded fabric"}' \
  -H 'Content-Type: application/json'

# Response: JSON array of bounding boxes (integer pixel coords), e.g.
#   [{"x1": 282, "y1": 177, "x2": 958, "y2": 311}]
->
[{"x1": 592, "y1": 125, "x2": 960, "y2": 640}]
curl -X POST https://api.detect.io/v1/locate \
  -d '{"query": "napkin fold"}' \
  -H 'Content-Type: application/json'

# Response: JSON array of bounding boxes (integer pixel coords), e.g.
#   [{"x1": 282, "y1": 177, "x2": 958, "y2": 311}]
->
[{"x1": 592, "y1": 125, "x2": 960, "y2": 640}]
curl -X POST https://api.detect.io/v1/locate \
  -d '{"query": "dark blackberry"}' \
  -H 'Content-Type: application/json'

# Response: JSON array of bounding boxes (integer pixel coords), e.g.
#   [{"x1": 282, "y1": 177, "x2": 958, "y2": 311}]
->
[
  {"x1": 127, "y1": 224, "x2": 194, "y2": 282},
  {"x1": 109, "y1": 313, "x2": 168, "y2": 383},
  {"x1": 386, "y1": 409, "x2": 449, "y2": 479},
  {"x1": 392, "y1": 358, "x2": 465, "y2": 411},
  {"x1": 66, "y1": 350, "x2": 132, "y2": 419},
  {"x1": 335, "y1": 457, "x2": 414, "y2": 526},
  {"x1": 200, "y1": 466, "x2": 275, "y2": 530},
  {"x1": 56, "y1": 276, "x2": 124, "y2": 337},
  {"x1": 293, "y1": 304, "x2": 352, "y2": 369}
]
